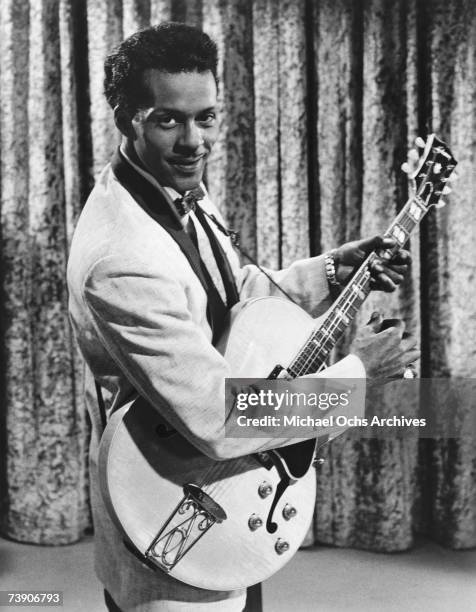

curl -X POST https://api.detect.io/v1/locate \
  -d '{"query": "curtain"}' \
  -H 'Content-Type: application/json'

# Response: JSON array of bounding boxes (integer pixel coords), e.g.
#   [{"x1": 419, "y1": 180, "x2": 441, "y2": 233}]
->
[{"x1": 1, "y1": 0, "x2": 475, "y2": 550}]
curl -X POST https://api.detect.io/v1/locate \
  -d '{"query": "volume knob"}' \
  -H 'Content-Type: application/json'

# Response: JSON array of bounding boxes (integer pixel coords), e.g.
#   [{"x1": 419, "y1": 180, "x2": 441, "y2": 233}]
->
[
  {"x1": 258, "y1": 482, "x2": 273, "y2": 498},
  {"x1": 248, "y1": 514, "x2": 263, "y2": 531},
  {"x1": 282, "y1": 504, "x2": 297, "y2": 520},
  {"x1": 275, "y1": 538, "x2": 290, "y2": 555}
]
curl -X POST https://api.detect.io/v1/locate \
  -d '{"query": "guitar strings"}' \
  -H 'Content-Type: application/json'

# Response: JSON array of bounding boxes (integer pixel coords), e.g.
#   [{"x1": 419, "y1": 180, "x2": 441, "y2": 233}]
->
[
  {"x1": 290, "y1": 266, "x2": 372, "y2": 376},
  {"x1": 290, "y1": 192, "x2": 429, "y2": 377},
  {"x1": 291, "y1": 272, "x2": 369, "y2": 374}
]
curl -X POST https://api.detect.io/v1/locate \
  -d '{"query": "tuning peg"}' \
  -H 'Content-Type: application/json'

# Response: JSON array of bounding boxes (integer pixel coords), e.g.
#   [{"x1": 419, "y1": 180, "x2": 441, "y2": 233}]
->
[
  {"x1": 442, "y1": 185, "x2": 452, "y2": 195},
  {"x1": 450, "y1": 171, "x2": 459, "y2": 180},
  {"x1": 415, "y1": 136, "x2": 426, "y2": 148},
  {"x1": 401, "y1": 162, "x2": 411, "y2": 174},
  {"x1": 434, "y1": 199, "x2": 447, "y2": 209},
  {"x1": 408, "y1": 148, "x2": 419, "y2": 162},
  {"x1": 433, "y1": 162, "x2": 442, "y2": 174}
]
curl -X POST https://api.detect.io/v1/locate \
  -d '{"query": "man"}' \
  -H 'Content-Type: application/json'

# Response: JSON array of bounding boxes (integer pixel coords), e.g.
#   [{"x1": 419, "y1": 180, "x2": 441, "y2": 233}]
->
[{"x1": 67, "y1": 22, "x2": 419, "y2": 612}]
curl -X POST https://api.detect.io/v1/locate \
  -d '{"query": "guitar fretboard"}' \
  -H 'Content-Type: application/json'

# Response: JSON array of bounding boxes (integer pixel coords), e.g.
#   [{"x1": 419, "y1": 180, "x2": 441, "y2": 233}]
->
[
  {"x1": 286, "y1": 195, "x2": 428, "y2": 377},
  {"x1": 282, "y1": 134, "x2": 457, "y2": 379}
]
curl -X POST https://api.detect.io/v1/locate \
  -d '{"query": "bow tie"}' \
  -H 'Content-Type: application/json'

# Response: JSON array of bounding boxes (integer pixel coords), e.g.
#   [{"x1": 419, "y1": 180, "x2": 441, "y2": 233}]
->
[{"x1": 174, "y1": 187, "x2": 205, "y2": 216}]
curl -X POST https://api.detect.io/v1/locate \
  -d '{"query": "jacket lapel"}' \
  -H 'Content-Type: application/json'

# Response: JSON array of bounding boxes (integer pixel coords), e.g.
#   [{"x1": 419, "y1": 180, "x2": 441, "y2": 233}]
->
[{"x1": 110, "y1": 149, "x2": 230, "y2": 343}]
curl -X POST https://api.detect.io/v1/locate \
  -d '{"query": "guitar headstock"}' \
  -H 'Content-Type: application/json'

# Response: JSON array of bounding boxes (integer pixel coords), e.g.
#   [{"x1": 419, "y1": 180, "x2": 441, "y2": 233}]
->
[{"x1": 402, "y1": 134, "x2": 458, "y2": 210}]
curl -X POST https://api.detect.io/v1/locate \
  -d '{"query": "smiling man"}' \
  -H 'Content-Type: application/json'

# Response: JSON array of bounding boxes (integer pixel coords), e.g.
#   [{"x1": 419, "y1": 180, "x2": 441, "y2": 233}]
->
[
  {"x1": 117, "y1": 69, "x2": 218, "y2": 193},
  {"x1": 67, "y1": 22, "x2": 419, "y2": 612}
]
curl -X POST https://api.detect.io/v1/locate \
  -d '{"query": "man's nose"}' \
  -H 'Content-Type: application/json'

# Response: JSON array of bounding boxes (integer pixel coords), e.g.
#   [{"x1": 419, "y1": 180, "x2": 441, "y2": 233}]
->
[{"x1": 178, "y1": 121, "x2": 204, "y2": 151}]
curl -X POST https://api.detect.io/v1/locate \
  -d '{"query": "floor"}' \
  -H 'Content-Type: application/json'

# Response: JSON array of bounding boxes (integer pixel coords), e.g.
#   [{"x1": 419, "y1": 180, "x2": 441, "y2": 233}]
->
[{"x1": 0, "y1": 535, "x2": 474, "y2": 611}]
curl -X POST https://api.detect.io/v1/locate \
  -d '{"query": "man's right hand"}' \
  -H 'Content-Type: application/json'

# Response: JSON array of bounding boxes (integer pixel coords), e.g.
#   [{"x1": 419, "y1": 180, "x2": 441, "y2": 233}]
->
[{"x1": 350, "y1": 312, "x2": 420, "y2": 379}]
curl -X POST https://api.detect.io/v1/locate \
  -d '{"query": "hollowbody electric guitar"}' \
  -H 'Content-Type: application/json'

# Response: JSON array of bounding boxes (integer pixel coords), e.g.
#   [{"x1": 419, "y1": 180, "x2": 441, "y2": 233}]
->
[{"x1": 99, "y1": 135, "x2": 457, "y2": 590}]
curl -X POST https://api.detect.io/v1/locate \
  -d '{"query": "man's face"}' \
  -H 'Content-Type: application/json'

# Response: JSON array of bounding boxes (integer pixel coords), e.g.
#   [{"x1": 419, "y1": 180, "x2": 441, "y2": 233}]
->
[{"x1": 130, "y1": 69, "x2": 219, "y2": 194}]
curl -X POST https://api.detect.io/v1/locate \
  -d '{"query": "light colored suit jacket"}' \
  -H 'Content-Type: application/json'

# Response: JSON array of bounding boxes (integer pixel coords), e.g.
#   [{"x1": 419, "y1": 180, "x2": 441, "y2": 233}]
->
[{"x1": 67, "y1": 158, "x2": 364, "y2": 610}]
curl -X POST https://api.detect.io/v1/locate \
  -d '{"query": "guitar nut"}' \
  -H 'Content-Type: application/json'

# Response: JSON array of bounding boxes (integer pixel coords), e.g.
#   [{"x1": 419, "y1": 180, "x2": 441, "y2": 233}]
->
[{"x1": 258, "y1": 482, "x2": 273, "y2": 498}]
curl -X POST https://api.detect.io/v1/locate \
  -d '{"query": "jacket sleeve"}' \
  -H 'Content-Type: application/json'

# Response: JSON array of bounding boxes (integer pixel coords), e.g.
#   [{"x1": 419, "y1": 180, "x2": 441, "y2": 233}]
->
[
  {"x1": 236, "y1": 255, "x2": 332, "y2": 318},
  {"x1": 83, "y1": 254, "x2": 365, "y2": 461},
  {"x1": 202, "y1": 198, "x2": 332, "y2": 317}
]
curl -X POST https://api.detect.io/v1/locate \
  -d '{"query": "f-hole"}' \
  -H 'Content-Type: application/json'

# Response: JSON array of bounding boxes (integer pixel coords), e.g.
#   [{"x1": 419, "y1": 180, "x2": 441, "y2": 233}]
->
[{"x1": 256, "y1": 450, "x2": 296, "y2": 533}]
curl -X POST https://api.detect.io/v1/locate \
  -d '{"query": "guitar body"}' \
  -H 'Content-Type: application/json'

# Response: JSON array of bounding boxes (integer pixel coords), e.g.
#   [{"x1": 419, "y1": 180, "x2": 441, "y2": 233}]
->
[{"x1": 99, "y1": 297, "x2": 321, "y2": 591}]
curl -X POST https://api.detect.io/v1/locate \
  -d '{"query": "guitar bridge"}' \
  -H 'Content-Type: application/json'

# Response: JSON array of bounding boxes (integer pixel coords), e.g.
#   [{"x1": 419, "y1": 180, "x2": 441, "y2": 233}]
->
[{"x1": 145, "y1": 484, "x2": 227, "y2": 572}]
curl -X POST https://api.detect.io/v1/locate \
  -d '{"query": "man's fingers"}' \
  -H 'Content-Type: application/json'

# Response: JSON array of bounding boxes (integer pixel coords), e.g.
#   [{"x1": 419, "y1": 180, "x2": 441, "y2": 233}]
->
[
  {"x1": 380, "y1": 236, "x2": 399, "y2": 250},
  {"x1": 379, "y1": 318, "x2": 403, "y2": 332},
  {"x1": 368, "y1": 319, "x2": 405, "y2": 342},
  {"x1": 401, "y1": 331, "x2": 418, "y2": 347},
  {"x1": 371, "y1": 260, "x2": 406, "y2": 288},
  {"x1": 335, "y1": 236, "x2": 408, "y2": 272},
  {"x1": 402, "y1": 333, "x2": 420, "y2": 356},
  {"x1": 385, "y1": 264, "x2": 409, "y2": 275},
  {"x1": 380, "y1": 268, "x2": 404, "y2": 285},
  {"x1": 357, "y1": 235, "x2": 395, "y2": 254},
  {"x1": 372, "y1": 271, "x2": 398, "y2": 292},
  {"x1": 366, "y1": 311, "x2": 383, "y2": 333},
  {"x1": 405, "y1": 349, "x2": 421, "y2": 364},
  {"x1": 388, "y1": 249, "x2": 411, "y2": 264},
  {"x1": 368, "y1": 310, "x2": 382, "y2": 323}
]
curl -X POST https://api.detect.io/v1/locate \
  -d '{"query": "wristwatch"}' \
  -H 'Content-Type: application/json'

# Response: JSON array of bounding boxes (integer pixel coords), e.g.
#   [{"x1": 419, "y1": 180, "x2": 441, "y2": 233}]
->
[{"x1": 325, "y1": 250, "x2": 340, "y2": 289}]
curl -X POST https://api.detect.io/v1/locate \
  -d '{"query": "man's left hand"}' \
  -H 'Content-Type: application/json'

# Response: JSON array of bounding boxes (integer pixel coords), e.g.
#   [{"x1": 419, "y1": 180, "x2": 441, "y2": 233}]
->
[{"x1": 333, "y1": 235, "x2": 411, "y2": 292}]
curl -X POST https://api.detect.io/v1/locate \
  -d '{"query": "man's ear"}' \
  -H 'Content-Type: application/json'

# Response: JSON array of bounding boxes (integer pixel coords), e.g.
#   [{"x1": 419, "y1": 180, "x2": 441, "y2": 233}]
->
[{"x1": 114, "y1": 106, "x2": 136, "y2": 139}]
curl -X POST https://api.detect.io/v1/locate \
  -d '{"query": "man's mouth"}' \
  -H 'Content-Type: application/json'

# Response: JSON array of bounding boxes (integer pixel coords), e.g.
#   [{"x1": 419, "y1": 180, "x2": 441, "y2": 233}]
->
[{"x1": 170, "y1": 156, "x2": 205, "y2": 173}]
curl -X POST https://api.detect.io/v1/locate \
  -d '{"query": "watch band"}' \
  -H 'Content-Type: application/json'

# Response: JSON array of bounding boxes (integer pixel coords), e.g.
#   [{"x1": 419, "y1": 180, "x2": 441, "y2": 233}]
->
[{"x1": 325, "y1": 250, "x2": 340, "y2": 288}]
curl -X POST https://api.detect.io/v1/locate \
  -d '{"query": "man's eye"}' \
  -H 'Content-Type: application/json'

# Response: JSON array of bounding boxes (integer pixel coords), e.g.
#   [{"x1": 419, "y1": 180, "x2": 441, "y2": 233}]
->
[
  {"x1": 156, "y1": 116, "x2": 178, "y2": 128},
  {"x1": 198, "y1": 113, "x2": 216, "y2": 126}
]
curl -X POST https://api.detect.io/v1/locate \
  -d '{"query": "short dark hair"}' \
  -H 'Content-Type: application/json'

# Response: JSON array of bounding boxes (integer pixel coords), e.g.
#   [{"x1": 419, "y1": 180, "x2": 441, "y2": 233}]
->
[{"x1": 104, "y1": 22, "x2": 218, "y2": 115}]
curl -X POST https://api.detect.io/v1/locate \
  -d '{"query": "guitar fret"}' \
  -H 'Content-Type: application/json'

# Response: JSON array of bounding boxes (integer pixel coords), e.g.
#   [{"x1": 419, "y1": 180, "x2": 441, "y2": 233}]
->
[
  {"x1": 398, "y1": 209, "x2": 418, "y2": 232},
  {"x1": 388, "y1": 196, "x2": 427, "y2": 241},
  {"x1": 351, "y1": 284, "x2": 366, "y2": 300},
  {"x1": 389, "y1": 223, "x2": 407, "y2": 246},
  {"x1": 414, "y1": 194, "x2": 427, "y2": 208},
  {"x1": 397, "y1": 214, "x2": 412, "y2": 232},
  {"x1": 333, "y1": 308, "x2": 350, "y2": 325},
  {"x1": 408, "y1": 201, "x2": 424, "y2": 221},
  {"x1": 290, "y1": 269, "x2": 373, "y2": 375}
]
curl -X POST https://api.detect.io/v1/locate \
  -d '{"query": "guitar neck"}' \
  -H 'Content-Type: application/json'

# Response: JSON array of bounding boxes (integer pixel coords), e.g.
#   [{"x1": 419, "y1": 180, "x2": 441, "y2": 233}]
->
[{"x1": 287, "y1": 195, "x2": 427, "y2": 377}]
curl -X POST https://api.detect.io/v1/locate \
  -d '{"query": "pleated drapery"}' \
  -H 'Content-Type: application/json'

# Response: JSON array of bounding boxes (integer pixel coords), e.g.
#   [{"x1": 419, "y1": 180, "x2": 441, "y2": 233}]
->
[{"x1": 1, "y1": 0, "x2": 475, "y2": 550}]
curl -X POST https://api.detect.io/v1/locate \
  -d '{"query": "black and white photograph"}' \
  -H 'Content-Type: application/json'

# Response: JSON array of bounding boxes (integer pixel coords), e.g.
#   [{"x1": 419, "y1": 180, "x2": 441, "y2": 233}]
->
[{"x1": 0, "y1": 1, "x2": 475, "y2": 611}]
